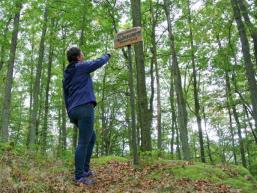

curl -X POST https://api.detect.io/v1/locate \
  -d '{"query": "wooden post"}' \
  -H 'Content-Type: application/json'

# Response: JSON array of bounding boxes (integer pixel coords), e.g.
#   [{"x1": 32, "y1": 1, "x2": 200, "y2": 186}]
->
[
  {"x1": 127, "y1": 45, "x2": 139, "y2": 164},
  {"x1": 114, "y1": 27, "x2": 142, "y2": 164}
]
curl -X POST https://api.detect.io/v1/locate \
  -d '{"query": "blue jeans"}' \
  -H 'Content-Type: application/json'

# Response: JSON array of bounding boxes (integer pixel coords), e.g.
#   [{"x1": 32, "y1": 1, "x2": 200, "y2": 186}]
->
[{"x1": 69, "y1": 103, "x2": 96, "y2": 180}]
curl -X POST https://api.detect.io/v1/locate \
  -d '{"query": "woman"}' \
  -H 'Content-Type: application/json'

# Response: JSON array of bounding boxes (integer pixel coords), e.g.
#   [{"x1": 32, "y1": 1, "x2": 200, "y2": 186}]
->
[{"x1": 62, "y1": 47, "x2": 111, "y2": 185}]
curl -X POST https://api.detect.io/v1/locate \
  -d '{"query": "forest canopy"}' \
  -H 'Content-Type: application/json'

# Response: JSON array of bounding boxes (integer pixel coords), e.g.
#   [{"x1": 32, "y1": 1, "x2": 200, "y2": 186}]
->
[{"x1": 0, "y1": 0, "x2": 257, "y2": 178}]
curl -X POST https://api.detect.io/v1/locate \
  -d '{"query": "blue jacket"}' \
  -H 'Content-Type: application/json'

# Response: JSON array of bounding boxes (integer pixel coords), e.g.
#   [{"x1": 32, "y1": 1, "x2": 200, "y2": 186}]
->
[{"x1": 62, "y1": 54, "x2": 110, "y2": 115}]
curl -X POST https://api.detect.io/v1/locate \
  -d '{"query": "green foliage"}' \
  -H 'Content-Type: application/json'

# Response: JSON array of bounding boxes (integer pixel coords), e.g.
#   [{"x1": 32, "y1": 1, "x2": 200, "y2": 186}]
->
[
  {"x1": 92, "y1": 155, "x2": 128, "y2": 165},
  {"x1": 0, "y1": 1, "x2": 257, "y2": 192},
  {"x1": 148, "y1": 160, "x2": 257, "y2": 193},
  {"x1": 1, "y1": 147, "x2": 257, "y2": 192}
]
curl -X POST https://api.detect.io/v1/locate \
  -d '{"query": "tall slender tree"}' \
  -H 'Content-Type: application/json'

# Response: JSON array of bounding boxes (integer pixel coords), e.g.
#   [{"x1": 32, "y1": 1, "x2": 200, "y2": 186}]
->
[
  {"x1": 186, "y1": 0, "x2": 205, "y2": 162},
  {"x1": 29, "y1": 6, "x2": 48, "y2": 147},
  {"x1": 164, "y1": 0, "x2": 190, "y2": 160},
  {"x1": 231, "y1": 0, "x2": 257, "y2": 135},
  {"x1": 237, "y1": 0, "x2": 257, "y2": 66},
  {"x1": 41, "y1": 19, "x2": 55, "y2": 153},
  {"x1": 150, "y1": 0, "x2": 162, "y2": 151},
  {"x1": 0, "y1": 16, "x2": 12, "y2": 72},
  {"x1": 130, "y1": 0, "x2": 152, "y2": 151},
  {"x1": 1, "y1": 1, "x2": 22, "y2": 141}
]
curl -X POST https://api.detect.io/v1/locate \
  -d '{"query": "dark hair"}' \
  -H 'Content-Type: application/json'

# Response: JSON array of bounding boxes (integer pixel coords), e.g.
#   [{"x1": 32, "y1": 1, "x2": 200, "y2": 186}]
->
[{"x1": 67, "y1": 47, "x2": 81, "y2": 62}]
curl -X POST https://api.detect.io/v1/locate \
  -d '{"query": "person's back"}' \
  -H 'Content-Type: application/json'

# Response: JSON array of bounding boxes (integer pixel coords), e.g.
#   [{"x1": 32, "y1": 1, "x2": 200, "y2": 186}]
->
[
  {"x1": 63, "y1": 54, "x2": 110, "y2": 114},
  {"x1": 62, "y1": 47, "x2": 111, "y2": 185}
]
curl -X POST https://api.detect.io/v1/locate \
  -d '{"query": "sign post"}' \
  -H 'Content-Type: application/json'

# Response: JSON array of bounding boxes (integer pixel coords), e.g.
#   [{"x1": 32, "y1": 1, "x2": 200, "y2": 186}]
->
[
  {"x1": 114, "y1": 27, "x2": 142, "y2": 165},
  {"x1": 114, "y1": 27, "x2": 142, "y2": 49}
]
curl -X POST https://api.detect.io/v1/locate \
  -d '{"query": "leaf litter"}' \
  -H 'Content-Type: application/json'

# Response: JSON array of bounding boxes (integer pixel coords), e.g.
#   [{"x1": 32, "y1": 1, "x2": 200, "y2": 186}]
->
[{"x1": 0, "y1": 151, "x2": 251, "y2": 193}]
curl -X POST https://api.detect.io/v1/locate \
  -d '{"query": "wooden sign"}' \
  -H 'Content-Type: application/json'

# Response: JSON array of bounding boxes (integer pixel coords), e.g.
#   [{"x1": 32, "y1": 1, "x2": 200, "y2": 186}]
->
[{"x1": 114, "y1": 27, "x2": 142, "y2": 49}]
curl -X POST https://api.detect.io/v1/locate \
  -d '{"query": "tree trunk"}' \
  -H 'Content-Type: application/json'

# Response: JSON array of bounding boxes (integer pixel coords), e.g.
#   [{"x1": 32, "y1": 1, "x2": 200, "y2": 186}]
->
[
  {"x1": 164, "y1": 0, "x2": 190, "y2": 160},
  {"x1": 26, "y1": 34, "x2": 35, "y2": 147},
  {"x1": 72, "y1": 125, "x2": 77, "y2": 152},
  {"x1": 61, "y1": 65, "x2": 67, "y2": 152},
  {"x1": 203, "y1": 106, "x2": 213, "y2": 163},
  {"x1": 217, "y1": 31, "x2": 246, "y2": 166},
  {"x1": 36, "y1": 86, "x2": 45, "y2": 148},
  {"x1": 187, "y1": 0, "x2": 205, "y2": 162},
  {"x1": 57, "y1": 106, "x2": 62, "y2": 156},
  {"x1": 175, "y1": 122, "x2": 181, "y2": 160},
  {"x1": 169, "y1": 57, "x2": 176, "y2": 159},
  {"x1": 29, "y1": 7, "x2": 48, "y2": 147},
  {"x1": 128, "y1": 45, "x2": 139, "y2": 164},
  {"x1": 231, "y1": 0, "x2": 257, "y2": 135},
  {"x1": 243, "y1": 113, "x2": 251, "y2": 167},
  {"x1": 106, "y1": 105, "x2": 116, "y2": 155},
  {"x1": 149, "y1": 35, "x2": 154, "y2": 149},
  {"x1": 15, "y1": 93, "x2": 23, "y2": 145},
  {"x1": 243, "y1": 104, "x2": 257, "y2": 144},
  {"x1": 228, "y1": 30, "x2": 257, "y2": 144},
  {"x1": 125, "y1": 94, "x2": 132, "y2": 154},
  {"x1": 1, "y1": 2, "x2": 22, "y2": 141},
  {"x1": 225, "y1": 72, "x2": 246, "y2": 167},
  {"x1": 217, "y1": 126, "x2": 226, "y2": 163},
  {"x1": 108, "y1": 9, "x2": 134, "y2": 155},
  {"x1": 130, "y1": 0, "x2": 151, "y2": 152},
  {"x1": 217, "y1": 35, "x2": 238, "y2": 164},
  {"x1": 150, "y1": 0, "x2": 162, "y2": 151},
  {"x1": 0, "y1": 16, "x2": 12, "y2": 72},
  {"x1": 192, "y1": 134, "x2": 197, "y2": 159},
  {"x1": 228, "y1": 103, "x2": 238, "y2": 165},
  {"x1": 101, "y1": 68, "x2": 108, "y2": 155},
  {"x1": 232, "y1": 104, "x2": 247, "y2": 168},
  {"x1": 61, "y1": 27, "x2": 68, "y2": 152},
  {"x1": 41, "y1": 19, "x2": 55, "y2": 153},
  {"x1": 237, "y1": 0, "x2": 257, "y2": 67}
]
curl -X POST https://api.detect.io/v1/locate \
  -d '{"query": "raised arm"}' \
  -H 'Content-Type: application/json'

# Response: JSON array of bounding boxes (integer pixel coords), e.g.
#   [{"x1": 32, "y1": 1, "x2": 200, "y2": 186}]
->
[{"x1": 76, "y1": 54, "x2": 111, "y2": 74}]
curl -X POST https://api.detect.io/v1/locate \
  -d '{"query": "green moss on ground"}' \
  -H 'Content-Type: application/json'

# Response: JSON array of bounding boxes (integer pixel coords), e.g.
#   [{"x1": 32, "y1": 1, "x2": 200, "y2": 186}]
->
[
  {"x1": 146, "y1": 159, "x2": 257, "y2": 193},
  {"x1": 0, "y1": 147, "x2": 256, "y2": 193}
]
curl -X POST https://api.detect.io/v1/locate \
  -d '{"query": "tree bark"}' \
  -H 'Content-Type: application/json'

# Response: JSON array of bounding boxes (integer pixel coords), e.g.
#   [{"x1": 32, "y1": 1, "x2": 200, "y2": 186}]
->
[
  {"x1": 29, "y1": 7, "x2": 48, "y2": 147},
  {"x1": 164, "y1": 0, "x2": 190, "y2": 160},
  {"x1": 41, "y1": 19, "x2": 55, "y2": 153},
  {"x1": 128, "y1": 45, "x2": 139, "y2": 164},
  {"x1": 61, "y1": 27, "x2": 68, "y2": 152},
  {"x1": 228, "y1": 102, "x2": 238, "y2": 165},
  {"x1": 130, "y1": 0, "x2": 152, "y2": 152},
  {"x1": 231, "y1": 0, "x2": 257, "y2": 135},
  {"x1": 243, "y1": 113, "x2": 251, "y2": 167},
  {"x1": 225, "y1": 71, "x2": 246, "y2": 167},
  {"x1": 228, "y1": 28, "x2": 257, "y2": 144},
  {"x1": 57, "y1": 106, "x2": 62, "y2": 156},
  {"x1": 150, "y1": 0, "x2": 162, "y2": 151},
  {"x1": 175, "y1": 122, "x2": 181, "y2": 160},
  {"x1": 237, "y1": 0, "x2": 257, "y2": 67},
  {"x1": 187, "y1": 0, "x2": 205, "y2": 162},
  {"x1": 1, "y1": 2, "x2": 22, "y2": 141},
  {"x1": 217, "y1": 35, "x2": 238, "y2": 165},
  {"x1": 26, "y1": 34, "x2": 35, "y2": 147},
  {"x1": 202, "y1": 106, "x2": 214, "y2": 163},
  {"x1": 169, "y1": 57, "x2": 176, "y2": 159},
  {"x1": 15, "y1": 92, "x2": 23, "y2": 145},
  {"x1": 0, "y1": 16, "x2": 12, "y2": 72},
  {"x1": 72, "y1": 125, "x2": 77, "y2": 152},
  {"x1": 125, "y1": 94, "x2": 132, "y2": 154},
  {"x1": 61, "y1": 63, "x2": 67, "y2": 152},
  {"x1": 243, "y1": 104, "x2": 257, "y2": 144},
  {"x1": 217, "y1": 126, "x2": 226, "y2": 163}
]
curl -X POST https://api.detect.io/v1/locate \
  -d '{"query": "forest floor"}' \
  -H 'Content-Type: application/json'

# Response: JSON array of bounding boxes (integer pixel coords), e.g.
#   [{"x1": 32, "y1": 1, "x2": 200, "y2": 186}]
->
[{"x1": 0, "y1": 146, "x2": 257, "y2": 193}]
